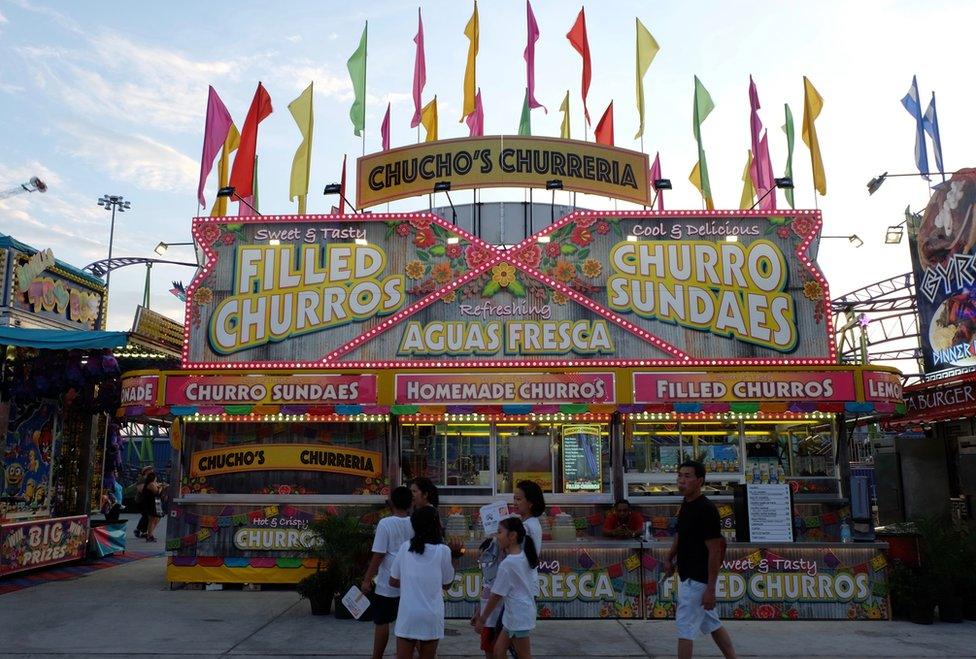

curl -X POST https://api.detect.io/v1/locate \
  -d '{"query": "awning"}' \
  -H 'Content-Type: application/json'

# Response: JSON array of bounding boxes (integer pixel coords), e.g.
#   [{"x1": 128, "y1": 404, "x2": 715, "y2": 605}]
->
[{"x1": 0, "y1": 327, "x2": 128, "y2": 350}]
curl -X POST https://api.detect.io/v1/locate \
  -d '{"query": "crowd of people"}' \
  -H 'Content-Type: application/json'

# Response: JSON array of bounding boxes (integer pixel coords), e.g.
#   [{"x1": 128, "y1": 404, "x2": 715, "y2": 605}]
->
[{"x1": 361, "y1": 462, "x2": 737, "y2": 659}]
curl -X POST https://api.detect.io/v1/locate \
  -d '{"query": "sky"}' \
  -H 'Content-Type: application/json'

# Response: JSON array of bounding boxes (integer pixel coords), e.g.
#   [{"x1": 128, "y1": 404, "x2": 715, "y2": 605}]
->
[{"x1": 0, "y1": 0, "x2": 972, "y2": 336}]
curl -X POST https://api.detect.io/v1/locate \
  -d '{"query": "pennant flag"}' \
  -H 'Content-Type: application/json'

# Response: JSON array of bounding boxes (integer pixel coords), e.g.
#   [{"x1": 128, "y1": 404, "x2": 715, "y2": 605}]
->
[
  {"x1": 411, "y1": 8, "x2": 426, "y2": 128},
  {"x1": 923, "y1": 92, "x2": 944, "y2": 179},
  {"x1": 802, "y1": 76, "x2": 826, "y2": 195},
  {"x1": 650, "y1": 151, "x2": 663, "y2": 210},
  {"x1": 348, "y1": 23, "x2": 368, "y2": 137},
  {"x1": 525, "y1": 0, "x2": 546, "y2": 113},
  {"x1": 253, "y1": 154, "x2": 260, "y2": 213},
  {"x1": 594, "y1": 101, "x2": 614, "y2": 145},
  {"x1": 740, "y1": 150, "x2": 756, "y2": 209},
  {"x1": 901, "y1": 75, "x2": 929, "y2": 180},
  {"x1": 228, "y1": 82, "x2": 272, "y2": 213},
  {"x1": 288, "y1": 82, "x2": 314, "y2": 215},
  {"x1": 461, "y1": 1, "x2": 479, "y2": 121},
  {"x1": 421, "y1": 96, "x2": 438, "y2": 142},
  {"x1": 381, "y1": 102, "x2": 391, "y2": 151},
  {"x1": 567, "y1": 7, "x2": 592, "y2": 125},
  {"x1": 338, "y1": 155, "x2": 347, "y2": 214},
  {"x1": 634, "y1": 18, "x2": 660, "y2": 140},
  {"x1": 559, "y1": 90, "x2": 571, "y2": 139},
  {"x1": 210, "y1": 123, "x2": 240, "y2": 216},
  {"x1": 466, "y1": 88, "x2": 484, "y2": 137},
  {"x1": 197, "y1": 86, "x2": 234, "y2": 208},
  {"x1": 690, "y1": 76, "x2": 714, "y2": 209},
  {"x1": 782, "y1": 103, "x2": 795, "y2": 208},
  {"x1": 518, "y1": 88, "x2": 532, "y2": 136},
  {"x1": 748, "y1": 76, "x2": 775, "y2": 209}
]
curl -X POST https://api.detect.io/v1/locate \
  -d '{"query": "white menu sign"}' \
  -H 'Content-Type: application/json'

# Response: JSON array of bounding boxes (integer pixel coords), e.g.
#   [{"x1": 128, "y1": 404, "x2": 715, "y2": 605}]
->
[{"x1": 747, "y1": 484, "x2": 794, "y2": 542}]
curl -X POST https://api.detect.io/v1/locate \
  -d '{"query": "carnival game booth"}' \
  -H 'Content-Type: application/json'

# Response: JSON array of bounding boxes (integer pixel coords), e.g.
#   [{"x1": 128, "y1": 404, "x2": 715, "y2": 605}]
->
[
  {"x1": 0, "y1": 236, "x2": 124, "y2": 577},
  {"x1": 121, "y1": 172, "x2": 901, "y2": 618}
]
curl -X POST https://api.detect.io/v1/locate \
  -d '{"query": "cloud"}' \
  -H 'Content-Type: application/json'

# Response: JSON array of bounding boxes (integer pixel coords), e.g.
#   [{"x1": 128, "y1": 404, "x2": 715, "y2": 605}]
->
[
  {"x1": 58, "y1": 121, "x2": 197, "y2": 192},
  {"x1": 0, "y1": 10, "x2": 8, "y2": 25},
  {"x1": 284, "y1": 35, "x2": 302, "y2": 43}
]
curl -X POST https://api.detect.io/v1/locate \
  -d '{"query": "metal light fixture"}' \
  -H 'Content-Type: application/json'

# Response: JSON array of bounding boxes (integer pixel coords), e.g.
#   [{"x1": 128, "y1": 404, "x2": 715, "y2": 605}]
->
[
  {"x1": 821, "y1": 234, "x2": 863, "y2": 248},
  {"x1": 322, "y1": 183, "x2": 357, "y2": 213},
  {"x1": 545, "y1": 179, "x2": 564, "y2": 191},
  {"x1": 96, "y1": 194, "x2": 131, "y2": 303},
  {"x1": 750, "y1": 177, "x2": 795, "y2": 210},
  {"x1": 433, "y1": 181, "x2": 456, "y2": 225},
  {"x1": 546, "y1": 180, "x2": 564, "y2": 224},
  {"x1": 154, "y1": 241, "x2": 193, "y2": 256},
  {"x1": 217, "y1": 186, "x2": 261, "y2": 215},
  {"x1": 885, "y1": 225, "x2": 905, "y2": 244},
  {"x1": 867, "y1": 172, "x2": 888, "y2": 195},
  {"x1": 653, "y1": 179, "x2": 672, "y2": 190}
]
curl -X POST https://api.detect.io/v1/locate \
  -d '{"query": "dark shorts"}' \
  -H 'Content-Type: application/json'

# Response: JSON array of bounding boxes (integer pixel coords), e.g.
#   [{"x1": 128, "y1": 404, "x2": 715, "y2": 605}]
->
[{"x1": 372, "y1": 594, "x2": 399, "y2": 625}]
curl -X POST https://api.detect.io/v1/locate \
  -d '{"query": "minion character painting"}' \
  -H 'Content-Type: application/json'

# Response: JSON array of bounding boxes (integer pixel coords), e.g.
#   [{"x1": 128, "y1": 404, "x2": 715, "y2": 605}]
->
[{"x1": 1, "y1": 400, "x2": 59, "y2": 517}]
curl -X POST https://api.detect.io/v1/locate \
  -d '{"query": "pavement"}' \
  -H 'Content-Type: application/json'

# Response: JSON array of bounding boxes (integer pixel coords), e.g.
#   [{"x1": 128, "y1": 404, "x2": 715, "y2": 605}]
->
[{"x1": 2, "y1": 515, "x2": 976, "y2": 658}]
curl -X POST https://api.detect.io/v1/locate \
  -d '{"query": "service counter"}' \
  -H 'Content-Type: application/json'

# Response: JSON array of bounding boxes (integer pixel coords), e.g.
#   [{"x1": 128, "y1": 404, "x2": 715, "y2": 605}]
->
[{"x1": 445, "y1": 539, "x2": 890, "y2": 620}]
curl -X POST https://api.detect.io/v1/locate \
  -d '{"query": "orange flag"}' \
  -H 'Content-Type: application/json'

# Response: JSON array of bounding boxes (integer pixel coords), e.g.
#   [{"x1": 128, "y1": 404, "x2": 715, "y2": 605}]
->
[{"x1": 594, "y1": 101, "x2": 614, "y2": 145}]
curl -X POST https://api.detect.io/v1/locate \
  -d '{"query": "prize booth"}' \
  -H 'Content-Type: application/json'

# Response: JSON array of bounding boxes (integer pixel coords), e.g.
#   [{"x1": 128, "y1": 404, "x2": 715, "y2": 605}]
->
[
  {"x1": 122, "y1": 137, "x2": 901, "y2": 619},
  {"x1": 0, "y1": 236, "x2": 124, "y2": 577}
]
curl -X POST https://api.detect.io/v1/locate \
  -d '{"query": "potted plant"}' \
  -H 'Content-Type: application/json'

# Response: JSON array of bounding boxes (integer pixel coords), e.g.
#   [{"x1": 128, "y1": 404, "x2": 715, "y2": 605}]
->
[
  {"x1": 301, "y1": 513, "x2": 373, "y2": 619},
  {"x1": 916, "y1": 515, "x2": 964, "y2": 623},
  {"x1": 297, "y1": 565, "x2": 339, "y2": 615}
]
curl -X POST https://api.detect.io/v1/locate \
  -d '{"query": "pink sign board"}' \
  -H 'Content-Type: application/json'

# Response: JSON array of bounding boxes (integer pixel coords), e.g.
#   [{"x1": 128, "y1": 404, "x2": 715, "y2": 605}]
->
[
  {"x1": 633, "y1": 371, "x2": 857, "y2": 403},
  {"x1": 862, "y1": 371, "x2": 903, "y2": 403},
  {"x1": 396, "y1": 373, "x2": 615, "y2": 404},
  {"x1": 0, "y1": 515, "x2": 89, "y2": 576},
  {"x1": 120, "y1": 375, "x2": 159, "y2": 407},
  {"x1": 164, "y1": 374, "x2": 377, "y2": 406}
]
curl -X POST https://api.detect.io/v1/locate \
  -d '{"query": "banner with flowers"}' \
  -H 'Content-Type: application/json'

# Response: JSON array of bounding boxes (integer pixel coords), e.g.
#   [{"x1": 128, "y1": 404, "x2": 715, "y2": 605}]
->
[{"x1": 183, "y1": 210, "x2": 832, "y2": 368}]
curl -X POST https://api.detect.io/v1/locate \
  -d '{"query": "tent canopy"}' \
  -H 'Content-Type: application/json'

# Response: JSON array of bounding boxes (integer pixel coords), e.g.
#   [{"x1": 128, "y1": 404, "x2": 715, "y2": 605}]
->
[{"x1": 0, "y1": 327, "x2": 128, "y2": 350}]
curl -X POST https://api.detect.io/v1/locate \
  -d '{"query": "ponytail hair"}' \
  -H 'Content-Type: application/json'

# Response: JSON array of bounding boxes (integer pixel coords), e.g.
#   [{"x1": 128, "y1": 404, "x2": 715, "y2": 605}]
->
[
  {"x1": 408, "y1": 506, "x2": 443, "y2": 554},
  {"x1": 499, "y1": 516, "x2": 539, "y2": 569}
]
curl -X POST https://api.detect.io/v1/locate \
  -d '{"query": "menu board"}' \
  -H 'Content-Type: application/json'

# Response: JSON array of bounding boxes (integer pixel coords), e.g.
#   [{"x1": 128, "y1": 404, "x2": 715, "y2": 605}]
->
[
  {"x1": 562, "y1": 425, "x2": 602, "y2": 492},
  {"x1": 746, "y1": 484, "x2": 794, "y2": 542}
]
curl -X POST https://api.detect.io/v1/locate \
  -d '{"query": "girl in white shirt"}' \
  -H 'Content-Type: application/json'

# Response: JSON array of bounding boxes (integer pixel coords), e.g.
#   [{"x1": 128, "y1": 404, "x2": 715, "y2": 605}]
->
[
  {"x1": 514, "y1": 479, "x2": 545, "y2": 554},
  {"x1": 475, "y1": 517, "x2": 540, "y2": 659},
  {"x1": 390, "y1": 506, "x2": 456, "y2": 659}
]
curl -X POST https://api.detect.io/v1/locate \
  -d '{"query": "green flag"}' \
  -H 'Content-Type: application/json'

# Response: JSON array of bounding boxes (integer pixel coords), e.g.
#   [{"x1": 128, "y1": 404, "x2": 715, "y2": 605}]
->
[
  {"x1": 782, "y1": 103, "x2": 795, "y2": 209},
  {"x1": 691, "y1": 76, "x2": 714, "y2": 208},
  {"x1": 347, "y1": 23, "x2": 368, "y2": 137},
  {"x1": 518, "y1": 88, "x2": 531, "y2": 136}
]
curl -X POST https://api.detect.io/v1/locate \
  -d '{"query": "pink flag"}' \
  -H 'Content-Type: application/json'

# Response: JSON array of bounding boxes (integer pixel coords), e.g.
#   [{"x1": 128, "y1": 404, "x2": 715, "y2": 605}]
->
[
  {"x1": 748, "y1": 76, "x2": 775, "y2": 208},
  {"x1": 197, "y1": 86, "x2": 234, "y2": 207},
  {"x1": 411, "y1": 8, "x2": 426, "y2": 128},
  {"x1": 650, "y1": 151, "x2": 663, "y2": 210},
  {"x1": 381, "y1": 102, "x2": 391, "y2": 151},
  {"x1": 466, "y1": 89, "x2": 484, "y2": 136},
  {"x1": 524, "y1": 0, "x2": 547, "y2": 113}
]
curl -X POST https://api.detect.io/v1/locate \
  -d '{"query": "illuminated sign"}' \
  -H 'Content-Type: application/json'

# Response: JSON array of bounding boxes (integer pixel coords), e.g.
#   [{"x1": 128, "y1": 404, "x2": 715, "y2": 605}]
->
[
  {"x1": 395, "y1": 373, "x2": 615, "y2": 404},
  {"x1": 189, "y1": 444, "x2": 382, "y2": 478},
  {"x1": 633, "y1": 371, "x2": 856, "y2": 403},
  {"x1": 357, "y1": 136, "x2": 650, "y2": 208},
  {"x1": 120, "y1": 375, "x2": 159, "y2": 407},
  {"x1": 166, "y1": 374, "x2": 376, "y2": 405}
]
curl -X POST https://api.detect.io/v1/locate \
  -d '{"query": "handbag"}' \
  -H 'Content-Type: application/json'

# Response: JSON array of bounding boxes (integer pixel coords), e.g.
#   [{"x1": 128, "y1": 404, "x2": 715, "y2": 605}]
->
[{"x1": 153, "y1": 496, "x2": 164, "y2": 517}]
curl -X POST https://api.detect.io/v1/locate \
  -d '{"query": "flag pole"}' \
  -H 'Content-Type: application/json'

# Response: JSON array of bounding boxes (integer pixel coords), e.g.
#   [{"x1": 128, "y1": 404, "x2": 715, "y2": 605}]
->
[{"x1": 361, "y1": 21, "x2": 368, "y2": 158}]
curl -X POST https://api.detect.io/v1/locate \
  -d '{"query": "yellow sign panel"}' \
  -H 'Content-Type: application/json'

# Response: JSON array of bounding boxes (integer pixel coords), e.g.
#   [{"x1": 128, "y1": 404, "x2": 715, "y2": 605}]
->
[
  {"x1": 356, "y1": 136, "x2": 651, "y2": 208},
  {"x1": 189, "y1": 443, "x2": 382, "y2": 478}
]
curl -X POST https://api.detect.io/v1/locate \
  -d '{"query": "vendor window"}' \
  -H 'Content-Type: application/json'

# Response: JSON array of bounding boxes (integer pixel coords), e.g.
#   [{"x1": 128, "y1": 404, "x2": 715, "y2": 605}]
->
[
  {"x1": 400, "y1": 423, "x2": 492, "y2": 496},
  {"x1": 744, "y1": 420, "x2": 837, "y2": 483},
  {"x1": 496, "y1": 422, "x2": 610, "y2": 495},
  {"x1": 626, "y1": 421, "x2": 741, "y2": 474}
]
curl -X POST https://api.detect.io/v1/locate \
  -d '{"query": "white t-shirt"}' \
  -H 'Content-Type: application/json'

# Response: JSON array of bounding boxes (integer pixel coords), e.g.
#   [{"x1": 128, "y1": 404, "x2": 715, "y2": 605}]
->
[
  {"x1": 491, "y1": 551, "x2": 539, "y2": 633},
  {"x1": 390, "y1": 541, "x2": 455, "y2": 641},
  {"x1": 371, "y1": 514, "x2": 413, "y2": 598},
  {"x1": 523, "y1": 515, "x2": 543, "y2": 555}
]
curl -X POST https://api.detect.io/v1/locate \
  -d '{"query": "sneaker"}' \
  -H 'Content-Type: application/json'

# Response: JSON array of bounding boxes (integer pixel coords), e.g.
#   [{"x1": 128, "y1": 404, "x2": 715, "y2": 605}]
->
[
  {"x1": 134, "y1": 530, "x2": 143, "y2": 538},
  {"x1": 147, "y1": 535, "x2": 157, "y2": 542}
]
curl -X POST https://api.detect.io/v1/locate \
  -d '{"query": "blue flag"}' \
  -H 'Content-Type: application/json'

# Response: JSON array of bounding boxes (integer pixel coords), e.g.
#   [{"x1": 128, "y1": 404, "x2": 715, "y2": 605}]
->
[
  {"x1": 901, "y1": 76, "x2": 930, "y2": 180},
  {"x1": 923, "y1": 91, "x2": 944, "y2": 180}
]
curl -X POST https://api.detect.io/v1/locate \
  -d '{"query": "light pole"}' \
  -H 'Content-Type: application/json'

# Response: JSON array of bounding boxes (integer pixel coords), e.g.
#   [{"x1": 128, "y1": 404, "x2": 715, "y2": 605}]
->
[{"x1": 96, "y1": 194, "x2": 131, "y2": 302}]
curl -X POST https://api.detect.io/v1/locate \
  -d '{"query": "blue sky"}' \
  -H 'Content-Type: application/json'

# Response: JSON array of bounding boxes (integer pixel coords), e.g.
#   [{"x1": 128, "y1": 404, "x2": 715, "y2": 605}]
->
[{"x1": 0, "y1": 0, "x2": 973, "y2": 329}]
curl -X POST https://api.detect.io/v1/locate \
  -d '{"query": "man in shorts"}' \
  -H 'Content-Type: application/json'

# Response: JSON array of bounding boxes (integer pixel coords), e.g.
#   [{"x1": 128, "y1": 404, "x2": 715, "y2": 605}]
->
[
  {"x1": 664, "y1": 461, "x2": 737, "y2": 659},
  {"x1": 361, "y1": 486, "x2": 414, "y2": 659}
]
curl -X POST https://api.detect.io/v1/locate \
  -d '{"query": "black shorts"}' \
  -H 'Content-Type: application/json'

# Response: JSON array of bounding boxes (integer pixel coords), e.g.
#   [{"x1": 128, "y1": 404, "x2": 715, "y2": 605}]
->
[{"x1": 372, "y1": 594, "x2": 400, "y2": 625}]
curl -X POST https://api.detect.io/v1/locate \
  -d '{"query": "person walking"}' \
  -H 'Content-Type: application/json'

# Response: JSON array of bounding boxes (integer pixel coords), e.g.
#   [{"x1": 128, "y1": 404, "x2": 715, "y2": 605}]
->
[
  {"x1": 389, "y1": 506, "x2": 455, "y2": 659},
  {"x1": 475, "y1": 517, "x2": 540, "y2": 659},
  {"x1": 362, "y1": 486, "x2": 414, "y2": 659},
  {"x1": 141, "y1": 471, "x2": 164, "y2": 543},
  {"x1": 664, "y1": 461, "x2": 737, "y2": 659},
  {"x1": 134, "y1": 466, "x2": 153, "y2": 538}
]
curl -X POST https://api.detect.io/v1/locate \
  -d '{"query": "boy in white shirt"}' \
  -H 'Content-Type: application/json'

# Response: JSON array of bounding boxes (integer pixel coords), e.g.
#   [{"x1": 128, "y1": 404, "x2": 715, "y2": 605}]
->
[
  {"x1": 475, "y1": 516, "x2": 540, "y2": 659},
  {"x1": 390, "y1": 506, "x2": 456, "y2": 659},
  {"x1": 362, "y1": 486, "x2": 414, "y2": 659}
]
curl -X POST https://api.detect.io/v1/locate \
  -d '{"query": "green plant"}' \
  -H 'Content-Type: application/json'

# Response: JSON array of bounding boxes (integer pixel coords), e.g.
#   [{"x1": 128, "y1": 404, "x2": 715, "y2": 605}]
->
[
  {"x1": 307, "y1": 513, "x2": 373, "y2": 594},
  {"x1": 915, "y1": 514, "x2": 965, "y2": 600},
  {"x1": 296, "y1": 567, "x2": 338, "y2": 600}
]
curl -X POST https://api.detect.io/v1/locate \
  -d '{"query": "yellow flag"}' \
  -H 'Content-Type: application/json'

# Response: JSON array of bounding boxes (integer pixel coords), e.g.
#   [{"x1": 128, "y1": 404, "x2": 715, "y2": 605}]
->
[
  {"x1": 689, "y1": 162, "x2": 714, "y2": 210},
  {"x1": 421, "y1": 96, "x2": 438, "y2": 142},
  {"x1": 288, "y1": 82, "x2": 314, "y2": 215},
  {"x1": 739, "y1": 150, "x2": 755, "y2": 209},
  {"x1": 559, "y1": 90, "x2": 571, "y2": 139},
  {"x1": 460, "y1": 1, "x2": 479, "y2": 120},
  {"x1": 802, "y1": 76, "x2": 826, "y2": 196},
  {"x1": 634, "y1": 17, "x2": 660, "y2": 140},
  {"x1": 210, "y1": 123, "x2": 240, "y2": 216}
]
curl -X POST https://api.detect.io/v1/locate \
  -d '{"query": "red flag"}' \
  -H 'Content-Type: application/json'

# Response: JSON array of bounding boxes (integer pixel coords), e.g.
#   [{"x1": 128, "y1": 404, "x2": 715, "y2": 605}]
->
[
  {"x1": 566, "y1": 8, "x2": 592, "y2": 125},
  {"x1": 594, "y1": 101, "x2": 613, "y2": 145},
  {"x1": 650, "y1": 151, "x2": 663, "y2": 210},
  {"x1": 228, "y1": 82, "x2": 273, "y2": 201},
  {"x1": 381, "y1": 102, "x2": 391, "y2": 151},
  {"x1": 339, "y1": 155, "x2": 347, "y2": 214}
]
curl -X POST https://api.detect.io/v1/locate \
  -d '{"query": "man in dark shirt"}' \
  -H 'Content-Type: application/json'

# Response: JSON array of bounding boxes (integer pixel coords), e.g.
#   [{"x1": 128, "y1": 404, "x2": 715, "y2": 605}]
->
[{"x1": 664, "y1": 461, "x2": 737, "y2": 659}]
